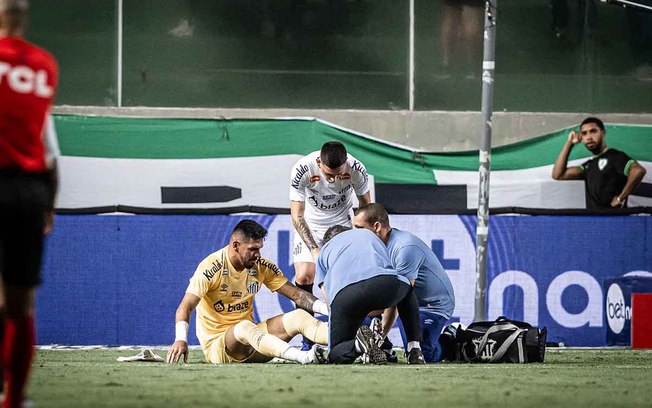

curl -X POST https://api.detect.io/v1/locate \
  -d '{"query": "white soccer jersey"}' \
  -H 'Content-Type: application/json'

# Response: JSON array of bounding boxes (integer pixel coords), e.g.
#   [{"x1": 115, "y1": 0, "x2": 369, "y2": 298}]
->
[{"x1": 289, "y1": 150, "x2": 369, "y2": 229}]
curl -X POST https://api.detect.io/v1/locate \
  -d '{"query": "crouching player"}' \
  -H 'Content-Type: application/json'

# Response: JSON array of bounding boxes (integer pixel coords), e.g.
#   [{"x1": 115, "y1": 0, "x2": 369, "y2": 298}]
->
[{"x1": 167, "y1": 220, "x2": 329, "y2": 365}]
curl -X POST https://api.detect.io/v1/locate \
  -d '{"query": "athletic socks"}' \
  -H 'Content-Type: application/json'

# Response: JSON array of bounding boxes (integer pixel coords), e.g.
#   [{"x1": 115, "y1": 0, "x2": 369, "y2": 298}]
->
[
  {"x1": 2, "y1": 316, "x2": 35, "y2": 408},
  {"x1": 294, "y1": 283, "x2": 315, "y2": 348},
  {"x1": 281, "y1": 309, "x2": 328, "y2": 345},
  {"x1": 232, "y1": 320, "x2": 318, "y2": 364},
  {"x1": 281, "y1": 347, "x2": 314, "y2": 364},
  {"x1": 294, "y1": 283, "x2": 314, "y2": 299},
  {"x1": 407, "y1": 341, "x2": 421, "y2": 353}
]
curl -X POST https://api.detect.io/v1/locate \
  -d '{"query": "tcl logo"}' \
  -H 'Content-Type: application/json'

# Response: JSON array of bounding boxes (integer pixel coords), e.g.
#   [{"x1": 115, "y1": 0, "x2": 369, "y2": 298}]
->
[{"x1": 0, "y1": 62, "x2": 53, "y2": 98}]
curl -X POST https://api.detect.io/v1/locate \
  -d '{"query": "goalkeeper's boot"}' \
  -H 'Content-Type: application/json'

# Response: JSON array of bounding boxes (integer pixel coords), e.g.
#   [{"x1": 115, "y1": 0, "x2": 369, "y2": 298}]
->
[
  {"x1": 369, "y1": 317, "x2": 398, "y2": 363},
  {"x1": 355, "y1": 326, "x2": 387, "y2": 365},
  {"x1": 307, "y1": 344, "x2": 328, "y2": 364},
  {"x1": 379, "y1": 337, "x2": 398, "y2": 363},
  {"x1": 369, "y1": 317, "x2": 384, "y2": 347}
]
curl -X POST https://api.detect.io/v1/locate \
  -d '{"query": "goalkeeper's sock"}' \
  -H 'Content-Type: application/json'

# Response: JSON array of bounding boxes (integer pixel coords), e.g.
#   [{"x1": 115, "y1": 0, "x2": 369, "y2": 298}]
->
[
  {"x1": 281, "y1": 346, "x2": 314, "y2": 364},
  {"x1": 294, "y1": 283, "x2": 315, "y2": 349},
  {"x1": 282, "y1": 309, "x2": 328, "y2": 345},
  {"x1": 232, "y1": 321, "x2": 293, "y2": 361},
  {"x1": 2, "y1": 316, "x2": 35, "y2": 408}
]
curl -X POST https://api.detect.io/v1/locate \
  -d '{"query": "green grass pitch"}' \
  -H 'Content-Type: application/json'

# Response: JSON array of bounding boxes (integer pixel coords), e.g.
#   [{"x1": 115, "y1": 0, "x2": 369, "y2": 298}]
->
[{"x1": 31, "y1": 348, "x2": 652, "y2": 408}]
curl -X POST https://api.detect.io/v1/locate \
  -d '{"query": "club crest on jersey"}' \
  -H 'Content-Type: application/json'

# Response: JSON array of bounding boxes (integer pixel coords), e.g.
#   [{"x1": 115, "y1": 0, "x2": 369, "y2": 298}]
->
[
  {"x1": 310, "y1": 175, "x2": 320, "y2": 183},
  {"x1": 247, "y1": 281, "x2": 259, "y2": 295},
  {"x1": 598, "y1": 158, "x2": 608, "y2": 171},
  {"x1": 220, "y1": 283, "x2": 228, "y2": 292},
  {"x1": 213, "y1": 300, "x2": 225, "y2": 312}
]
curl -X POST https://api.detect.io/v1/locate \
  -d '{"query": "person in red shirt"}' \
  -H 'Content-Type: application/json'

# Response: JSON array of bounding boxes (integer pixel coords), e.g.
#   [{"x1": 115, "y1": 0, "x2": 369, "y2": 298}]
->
[{"x1": 0, "y1": 1, "x2": 58, "y2": 407}]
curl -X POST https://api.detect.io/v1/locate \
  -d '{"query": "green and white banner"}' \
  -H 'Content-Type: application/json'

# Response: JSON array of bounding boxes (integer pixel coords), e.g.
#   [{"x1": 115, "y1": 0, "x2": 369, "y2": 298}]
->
[{"x1": 54, "y1": 115, "x2": 652, "y2": 211}]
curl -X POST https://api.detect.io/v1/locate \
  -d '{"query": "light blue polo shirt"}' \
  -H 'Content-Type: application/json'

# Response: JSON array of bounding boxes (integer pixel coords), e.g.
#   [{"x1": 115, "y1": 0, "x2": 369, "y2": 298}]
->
[
  {"x1": 315, "y1": 228, "x2": 408, "y2": 303},
  {"x1": 386, "y1": 228, "x2": 455, "y2": 319}
]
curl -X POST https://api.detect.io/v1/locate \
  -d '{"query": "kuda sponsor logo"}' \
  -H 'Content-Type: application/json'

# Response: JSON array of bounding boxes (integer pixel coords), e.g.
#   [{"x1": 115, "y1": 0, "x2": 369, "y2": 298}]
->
[
  {"x1": 291, "y1": 164, "x2": 309, "y2": 190},
  {"x1": 203, "y1": 260, "x2": 224, "y2": 280}
]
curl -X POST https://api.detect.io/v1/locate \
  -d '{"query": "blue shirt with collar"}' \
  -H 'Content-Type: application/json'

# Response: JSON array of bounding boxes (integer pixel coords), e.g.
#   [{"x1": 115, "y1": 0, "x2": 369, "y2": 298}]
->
[
  {"x1": 386, "y1": 228, "x2": 455, "y2": 319},
  {"x1": 315, "y1": 228, "x2": 408, "y2": 303}
]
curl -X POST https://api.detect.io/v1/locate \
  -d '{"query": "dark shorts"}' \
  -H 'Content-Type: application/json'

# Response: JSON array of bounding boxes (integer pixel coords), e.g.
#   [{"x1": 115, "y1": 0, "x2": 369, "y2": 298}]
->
[{"x1": 0, "y1": 170, "x2": 50, "y2": 287}]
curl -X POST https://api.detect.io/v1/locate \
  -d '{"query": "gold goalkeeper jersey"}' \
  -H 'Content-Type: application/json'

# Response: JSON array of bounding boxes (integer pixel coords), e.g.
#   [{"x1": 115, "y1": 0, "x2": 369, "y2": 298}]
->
[{"x1": 186, "y1": 246, "x2": 288, "y2": 351}]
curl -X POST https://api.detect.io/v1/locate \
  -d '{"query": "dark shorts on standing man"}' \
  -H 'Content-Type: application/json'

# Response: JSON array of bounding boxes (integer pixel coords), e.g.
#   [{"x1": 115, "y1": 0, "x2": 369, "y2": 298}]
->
[{"x1": 0, "y1": 169, "x2": 50, "y2": 287}]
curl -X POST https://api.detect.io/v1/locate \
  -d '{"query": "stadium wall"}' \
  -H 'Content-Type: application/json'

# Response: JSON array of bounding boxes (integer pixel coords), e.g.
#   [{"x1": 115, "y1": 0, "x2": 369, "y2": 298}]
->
[
  {"x1": 53, "y1": 107, "x2": 652, "y2": 153},
  {"x1": 38, "y1": 214, "x2": 652, "y2": 347},
  {"x1": 31, "y1": 1, "x2": 652, "y2": 150},
  {"x1": 52, "y1": 115, "x2": 652, "y2": 212}
]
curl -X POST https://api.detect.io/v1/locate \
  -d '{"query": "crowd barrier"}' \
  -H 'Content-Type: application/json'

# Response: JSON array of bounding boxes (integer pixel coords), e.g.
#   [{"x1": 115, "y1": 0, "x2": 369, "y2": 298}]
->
[{"x1": 38, "y1": 214, "x2": 651, "y2": 347}]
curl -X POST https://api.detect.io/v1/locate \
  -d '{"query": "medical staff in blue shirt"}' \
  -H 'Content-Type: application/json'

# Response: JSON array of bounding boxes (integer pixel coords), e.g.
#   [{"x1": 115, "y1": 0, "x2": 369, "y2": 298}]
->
[
  {"x1": 354, "y1": 203, "x2": 455, "y2": 362},
  {"x1": 315, "y1": 227, "x2": 424, "y2": 364}
]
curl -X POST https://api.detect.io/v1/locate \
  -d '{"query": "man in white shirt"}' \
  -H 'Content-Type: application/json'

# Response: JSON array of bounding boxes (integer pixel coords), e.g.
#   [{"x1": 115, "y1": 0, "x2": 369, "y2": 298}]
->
[{"x1": 289, "y1": 141, "x2": 371, "y2": 349}]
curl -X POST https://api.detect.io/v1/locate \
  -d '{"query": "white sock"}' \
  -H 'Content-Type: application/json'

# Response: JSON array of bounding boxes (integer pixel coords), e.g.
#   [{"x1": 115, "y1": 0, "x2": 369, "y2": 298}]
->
[
  {"x1": 407, "y1": 341, "x2": 421, "y2": 352},
  {"x1": 281, "y1": 347, "x2": 312, "y2": 364}
]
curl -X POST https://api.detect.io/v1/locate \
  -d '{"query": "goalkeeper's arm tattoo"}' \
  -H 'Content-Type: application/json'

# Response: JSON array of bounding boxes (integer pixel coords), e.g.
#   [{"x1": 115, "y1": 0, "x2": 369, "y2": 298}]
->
[
  {"x1": 295, "y1": 288, "x2": 318, "y2": 312},
  {"x1": 293, "y1": 216, "x2": 318, "y2": 251},
  {"x1": 280, "y1": 282, "x2": 318, "y2": 312}
]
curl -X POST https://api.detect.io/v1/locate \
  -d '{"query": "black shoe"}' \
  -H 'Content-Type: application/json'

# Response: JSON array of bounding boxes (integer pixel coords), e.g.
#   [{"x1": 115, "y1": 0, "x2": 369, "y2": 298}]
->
[
  {"x1": 407, "y1": 348, "x2": 426, "y2": 365},
  {"x1": 355, "y1": 326, "x2": 387, "y2": 365}
]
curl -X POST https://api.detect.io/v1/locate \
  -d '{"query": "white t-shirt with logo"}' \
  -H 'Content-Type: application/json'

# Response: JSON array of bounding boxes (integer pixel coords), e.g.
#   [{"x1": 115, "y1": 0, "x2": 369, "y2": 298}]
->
[{"x1": 289, "y1": 150, "x2": 369, "y2": 259}]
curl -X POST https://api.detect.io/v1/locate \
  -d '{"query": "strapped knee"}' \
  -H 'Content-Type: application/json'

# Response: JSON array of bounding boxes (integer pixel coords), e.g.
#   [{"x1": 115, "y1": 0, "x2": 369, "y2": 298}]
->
[
  {"x1": 232, "y1": 320, "x2": 258, "y2": 345},
  {"x1": 282, "y1": 309, "x2": 312, "y2": 336}
]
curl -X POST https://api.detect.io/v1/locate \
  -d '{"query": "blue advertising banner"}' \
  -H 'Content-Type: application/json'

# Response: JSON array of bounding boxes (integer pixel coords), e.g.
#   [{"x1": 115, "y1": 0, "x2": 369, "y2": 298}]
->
[
  {"x1": 603, "y1": 276, "x2": 652, "y2": 346},
  {"x1": 37, "y1": 214, "x2": 652, "y2": 346}
]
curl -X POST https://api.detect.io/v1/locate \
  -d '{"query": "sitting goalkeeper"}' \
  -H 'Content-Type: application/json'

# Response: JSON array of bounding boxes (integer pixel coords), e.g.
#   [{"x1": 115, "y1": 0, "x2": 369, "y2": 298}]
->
[{"x1": 167, "y1": 220, "x2": 329, "y2": 365}]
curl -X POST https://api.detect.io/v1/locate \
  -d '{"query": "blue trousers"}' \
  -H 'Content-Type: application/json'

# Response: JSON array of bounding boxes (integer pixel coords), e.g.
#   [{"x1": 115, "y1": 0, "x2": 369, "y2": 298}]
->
[{"x1": 399, "y1": 309, "x2": 449, "y2": 363}]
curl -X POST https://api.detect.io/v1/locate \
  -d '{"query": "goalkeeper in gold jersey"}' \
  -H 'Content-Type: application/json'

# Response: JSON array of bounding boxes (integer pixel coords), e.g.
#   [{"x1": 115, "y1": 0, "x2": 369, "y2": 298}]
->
[{"x1": 167, "y1": 220, "x2": 329, "y2": 364}]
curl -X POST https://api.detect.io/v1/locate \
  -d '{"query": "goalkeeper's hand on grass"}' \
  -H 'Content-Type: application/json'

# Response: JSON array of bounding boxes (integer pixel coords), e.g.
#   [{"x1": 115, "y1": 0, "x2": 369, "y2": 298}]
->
[{"x1": 166, "y1": 341, "x2": 189, "y2": 364}]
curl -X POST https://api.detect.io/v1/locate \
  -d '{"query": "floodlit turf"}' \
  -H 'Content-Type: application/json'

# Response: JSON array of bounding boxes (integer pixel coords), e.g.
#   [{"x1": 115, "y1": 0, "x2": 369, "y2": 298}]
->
[{"x1": 30, "y1": 348, "x2": 652, "y2": 408}]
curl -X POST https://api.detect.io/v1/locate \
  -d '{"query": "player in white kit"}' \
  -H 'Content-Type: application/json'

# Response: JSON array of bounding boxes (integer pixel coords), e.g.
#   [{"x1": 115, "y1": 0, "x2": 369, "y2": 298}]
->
[{"x1": 289, "y1": 141, "x2": 371, "y2": 349}]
